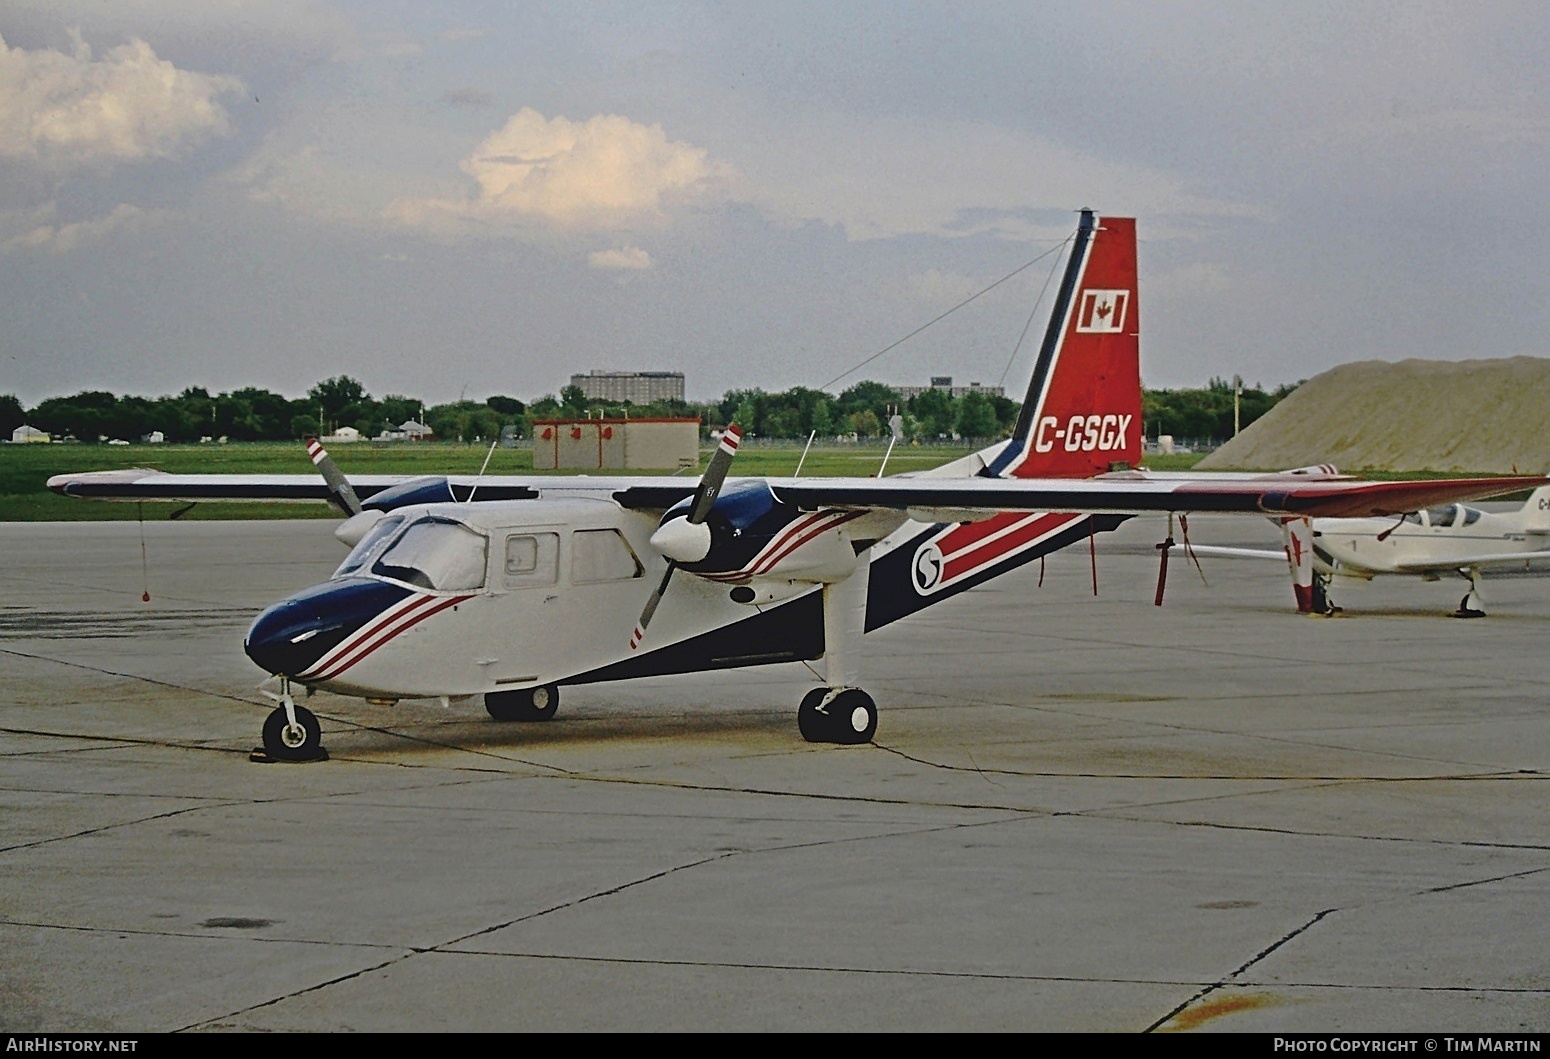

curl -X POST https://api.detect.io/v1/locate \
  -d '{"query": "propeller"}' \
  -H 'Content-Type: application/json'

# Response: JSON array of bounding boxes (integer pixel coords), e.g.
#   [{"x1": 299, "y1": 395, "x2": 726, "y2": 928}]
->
[
  {"x1": 306, "y1": 436, "x2": 363, "y2": 517},
  {"x1": 629, "y1": 424, "x2": 742, "y2": 650}
]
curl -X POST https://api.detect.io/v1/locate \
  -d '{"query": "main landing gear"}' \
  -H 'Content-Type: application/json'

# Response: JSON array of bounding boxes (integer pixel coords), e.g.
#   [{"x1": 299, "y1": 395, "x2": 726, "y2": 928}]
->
[
  {"x1": 798, "y1": 687, "x2": 877, "y2": 744},
  {"x1": 797, "y1": 574, "x2": 880, "y2": 744},
  {"x1": 1453, "y1": 567, "x2": 1486, "y2": 619},
  {"x1": 485, "y1": 684, "x2": 560, "y2": 722}
]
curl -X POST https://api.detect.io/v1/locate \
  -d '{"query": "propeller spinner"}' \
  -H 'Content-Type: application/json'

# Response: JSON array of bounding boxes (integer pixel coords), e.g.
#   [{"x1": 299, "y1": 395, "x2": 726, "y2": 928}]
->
[{"x1": 630, "y1": 424, "x2": 742, "y2": 650}]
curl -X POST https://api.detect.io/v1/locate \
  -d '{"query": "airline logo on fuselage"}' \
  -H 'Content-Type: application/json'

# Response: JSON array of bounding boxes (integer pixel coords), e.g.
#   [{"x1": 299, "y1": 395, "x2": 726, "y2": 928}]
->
[
  {"x1": 1033, "y1": 413, "x2": 1133, "y2": 453},
  {"x1": 1075, "y1": 289, "x2": 1129, "y2": 332},
  {"x1": 909, "y1": 511, "x2": 1089, "y2": 597}
]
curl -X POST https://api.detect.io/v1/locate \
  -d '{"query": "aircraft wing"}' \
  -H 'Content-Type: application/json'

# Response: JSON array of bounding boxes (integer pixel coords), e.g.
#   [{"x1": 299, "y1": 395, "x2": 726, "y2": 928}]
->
[
  {"x1": 1392, "y1": 550, "x2": 1550, "y2": 573},
  {"x1": 749, "y1": 475, "x2": 1549, "y2": 520},
  {"x1": 51, "y1": 468, "x2": 1545, "y2": 521},
  {"x1": 46, "y1": 469, "x2": 542, "y2": 503}
]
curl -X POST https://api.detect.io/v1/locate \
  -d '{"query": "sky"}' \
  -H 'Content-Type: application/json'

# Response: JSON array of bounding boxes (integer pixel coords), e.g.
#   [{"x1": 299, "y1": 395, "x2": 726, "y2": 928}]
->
[{"x1": 3, "y1": 1, "x2": 1549, "y2": 407}]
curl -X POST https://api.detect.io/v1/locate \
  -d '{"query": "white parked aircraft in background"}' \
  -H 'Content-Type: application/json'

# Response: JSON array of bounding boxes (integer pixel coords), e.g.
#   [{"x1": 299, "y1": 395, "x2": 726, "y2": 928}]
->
[
  {"x1": 1177, "y1": 487, "x2": 1550, "y2": 617},
  {"x1": 49, "y1": 212, "x2": 1547, "y2": 760},
  {"x1": 1311, "y1": 486, "x2": 1550, "y2": 616}
]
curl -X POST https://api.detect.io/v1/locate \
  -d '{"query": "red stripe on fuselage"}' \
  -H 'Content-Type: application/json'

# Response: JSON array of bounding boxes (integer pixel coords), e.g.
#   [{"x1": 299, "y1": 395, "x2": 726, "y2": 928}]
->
[
  {"x1": 303, "y1": 592, "x2": 471, "y2": 683},
  {"x1": 698, "y1": 509, "x2": 863, "y2": 583},
  {"x1": 938, "y1": 511, "x2": 1085, "y2": 584}
]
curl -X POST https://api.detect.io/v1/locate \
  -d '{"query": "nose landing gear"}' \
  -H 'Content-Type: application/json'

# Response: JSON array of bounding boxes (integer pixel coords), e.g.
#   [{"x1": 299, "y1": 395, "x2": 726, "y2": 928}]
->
[{"x1": 253, "y1": 679, "x2": 327, "y2": 763}]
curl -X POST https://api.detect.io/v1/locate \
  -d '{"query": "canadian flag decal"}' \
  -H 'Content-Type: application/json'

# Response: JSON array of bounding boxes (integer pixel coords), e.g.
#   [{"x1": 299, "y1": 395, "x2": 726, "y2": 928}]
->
[{"x1": 1076, "y1": 289, "x2": 1129, "y2": 333}]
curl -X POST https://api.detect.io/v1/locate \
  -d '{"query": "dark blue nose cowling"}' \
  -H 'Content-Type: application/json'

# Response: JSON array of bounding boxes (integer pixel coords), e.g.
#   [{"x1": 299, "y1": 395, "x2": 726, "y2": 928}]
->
[{"x1": 245, "y1": 577, "x2": 411, "y2": 677}]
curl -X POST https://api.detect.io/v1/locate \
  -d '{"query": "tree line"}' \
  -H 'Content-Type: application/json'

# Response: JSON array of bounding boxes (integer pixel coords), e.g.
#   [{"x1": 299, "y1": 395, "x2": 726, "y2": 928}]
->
[{"x1": 1, "y1": 375, "x2": 1295, "y2": 445}]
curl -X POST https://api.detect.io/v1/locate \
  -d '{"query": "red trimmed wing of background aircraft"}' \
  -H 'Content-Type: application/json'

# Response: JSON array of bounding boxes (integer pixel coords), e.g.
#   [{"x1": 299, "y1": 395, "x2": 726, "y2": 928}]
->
[{"x1": 48, "y1": 211, "x2": 1547, "y2": 760}]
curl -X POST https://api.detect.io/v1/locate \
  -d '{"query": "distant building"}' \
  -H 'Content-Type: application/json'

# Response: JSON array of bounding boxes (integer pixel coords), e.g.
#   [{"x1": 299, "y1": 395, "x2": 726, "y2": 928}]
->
[
  {"x1": 533, "y1": 418, "x2": 700, "y2": 471},
  {"x1": 377, "y1": 420, "x2": 433, "y2": 442},
  {"x1": 570, "y1": 370, "x2": 685, "y2": 404},
  {"x1": 321, "y1": 426, "x2": 361, "y2": 444},
  {"x1": 10, "y1": 425, "x2": 48, "y2": 443},
  {"x1": 892, "y1": 376, "x2": 1005, "y2": 400}
]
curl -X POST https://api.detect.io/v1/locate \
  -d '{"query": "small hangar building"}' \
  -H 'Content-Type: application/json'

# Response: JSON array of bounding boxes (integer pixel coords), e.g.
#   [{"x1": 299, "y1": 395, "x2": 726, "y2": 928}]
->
[{"x1": 533, "y1": 418, "x2": 701, "y2": 471}]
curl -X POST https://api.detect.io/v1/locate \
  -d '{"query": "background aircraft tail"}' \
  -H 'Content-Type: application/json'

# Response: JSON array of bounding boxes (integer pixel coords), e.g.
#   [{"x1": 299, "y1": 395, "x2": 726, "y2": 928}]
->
[
  {"x1": 1281, "y1": 517, "x2": 1323, "y2": 613},
  {"x1": 1521, "y1": 485, "x2": 1550, "y2": 530}
]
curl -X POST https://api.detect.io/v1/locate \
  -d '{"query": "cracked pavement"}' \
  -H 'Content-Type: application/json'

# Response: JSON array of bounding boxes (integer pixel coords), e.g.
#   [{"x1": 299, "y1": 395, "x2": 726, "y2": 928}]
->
[{"x1": 1, "y1": 518, "x2": 1546, "y2": 1032}]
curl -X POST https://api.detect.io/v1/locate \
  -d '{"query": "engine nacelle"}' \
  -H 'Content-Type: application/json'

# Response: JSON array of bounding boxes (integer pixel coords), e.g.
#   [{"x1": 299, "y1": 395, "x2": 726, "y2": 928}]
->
[{"x1": 652, "y1": 481, "x2": 866, "y2": 585}]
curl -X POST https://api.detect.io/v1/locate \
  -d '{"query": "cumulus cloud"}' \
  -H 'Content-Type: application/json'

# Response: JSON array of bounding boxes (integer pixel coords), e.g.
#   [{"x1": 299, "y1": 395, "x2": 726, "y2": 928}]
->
[
  {"x1": 0, "y1": 31, "x2": 243, "y2": 168},
  {"x1": 386, "y1": 108, "x2": 736, "y2": 236},
  {"x1": 588, "y1": 245, "x2": 652, "y2": 270},
  {"x1": 1, "y1": 203, "x2": 155, "y2": 254}
]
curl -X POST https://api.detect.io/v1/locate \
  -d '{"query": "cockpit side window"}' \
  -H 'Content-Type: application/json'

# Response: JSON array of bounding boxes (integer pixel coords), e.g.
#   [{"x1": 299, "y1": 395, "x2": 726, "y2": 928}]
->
[
  {"x1": 1403, "y1": 512, "x2": 1424, "y2": 525},
  {"x1": 503, "y1": 532, "x2": 560, "y2": 589},
  {"x1": 372, "y1": 518, "x2": 488, "y2": 591},
  {"x1": 334, "y1": 515, "x2": 406, "y2": 578},
  {"x1": 571, "y1": 528, "x2": 644, "y2": 583},
  {"x1": 1461, "y1": 507, "x2": 1482, "y2": 526}
]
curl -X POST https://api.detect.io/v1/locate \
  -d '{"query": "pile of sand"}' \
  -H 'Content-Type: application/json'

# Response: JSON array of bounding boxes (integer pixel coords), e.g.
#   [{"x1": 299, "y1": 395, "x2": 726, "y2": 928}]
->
[{"x1": 1196, "y1": 357, "x2": 1550, "y2": 474}]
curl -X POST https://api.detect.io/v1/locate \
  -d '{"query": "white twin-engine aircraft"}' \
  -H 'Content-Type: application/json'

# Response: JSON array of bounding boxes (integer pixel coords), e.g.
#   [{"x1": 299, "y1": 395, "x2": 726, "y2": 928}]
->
[
  {"x1": 1204, "y1": 487, "x2": 1550, "y2": 617},
  {"x1": 49, "y1": 211, "x2": 1547, "y2": 760}
]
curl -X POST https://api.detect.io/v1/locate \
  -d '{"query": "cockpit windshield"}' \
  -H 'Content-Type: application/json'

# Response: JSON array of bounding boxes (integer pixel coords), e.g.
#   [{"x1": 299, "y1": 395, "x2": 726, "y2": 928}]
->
[
  {"x1": 370, "y1": 517, "x2": 488, "y2": 591},
  {"x1": 333, "y1": 514, "x2": 406, "y2": 578},
  {"x1": 1424, "y1": 504, "x2": 1460, "y2": 528}
]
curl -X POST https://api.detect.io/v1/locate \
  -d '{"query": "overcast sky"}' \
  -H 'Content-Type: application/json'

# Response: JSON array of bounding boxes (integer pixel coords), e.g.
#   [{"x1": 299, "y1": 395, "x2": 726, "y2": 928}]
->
[{"x1": 3, "y1": 1, "x2": 1548, "y2": 406}]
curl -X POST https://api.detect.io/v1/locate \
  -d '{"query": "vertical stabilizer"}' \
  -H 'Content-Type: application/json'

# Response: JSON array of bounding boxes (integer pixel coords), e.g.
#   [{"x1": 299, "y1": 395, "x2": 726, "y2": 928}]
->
[
  {"x1": 864, "y1": 210, "x2": 1141, "y2": 632},
  {"x1": 1282, "y1": 517, "x2": 1319, "y2": 613},
  {"x1": 987, "y1": 211, "x2": 1143, "y2": 479},
  {"x1": 1520, "y1": 486, "x2": 1550, "y2": 530}
]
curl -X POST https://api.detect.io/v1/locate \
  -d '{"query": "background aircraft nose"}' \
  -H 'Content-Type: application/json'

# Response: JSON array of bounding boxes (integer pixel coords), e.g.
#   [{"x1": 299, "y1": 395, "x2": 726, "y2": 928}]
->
[{"x1": 245, "y1": 578, "x2": 411, "y2": 677}]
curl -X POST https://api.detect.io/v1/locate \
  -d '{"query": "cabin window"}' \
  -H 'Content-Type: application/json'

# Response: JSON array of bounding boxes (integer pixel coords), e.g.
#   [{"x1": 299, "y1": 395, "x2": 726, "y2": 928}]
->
[
  {"x1": 334, "y1": 514, "x2": 406, "y2": 578},
  {"x1": 372, "y1": 518, "x2": 488, "y2": 591},
  {"x1": 1461, "y1": 507, "x2": 1482, "y2": 526},
  {"x1": 503, "y1": 532, "x2": 560, "y2": 589},
  {"x1": 571, "y1": 528, "x2": 644, "y2": 583}
]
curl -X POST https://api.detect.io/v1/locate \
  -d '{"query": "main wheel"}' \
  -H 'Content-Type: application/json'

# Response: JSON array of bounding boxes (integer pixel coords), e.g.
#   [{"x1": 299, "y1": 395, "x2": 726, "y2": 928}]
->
[
  {"x1": 261, "y1": 704, "x2": 323, "y2": 761},
  {"x1": 797, "y1": 687, "x2": 828, "y2": 742},
  {"x1": 485, "y1": 684, "x2": 560, "y2": 721},
  {"x1": 797, "y1": 687, "x2": 877, "y2": 744},
  {"x1": 828, "y1": 689, "x2": 877, "y2": 744}
]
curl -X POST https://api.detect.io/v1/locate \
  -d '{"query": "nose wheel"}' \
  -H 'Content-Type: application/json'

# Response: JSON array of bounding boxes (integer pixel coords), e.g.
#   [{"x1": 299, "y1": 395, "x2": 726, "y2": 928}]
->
[
  {"x1": 252, "y1": 678, "x2": 327, "y2": 762},
  {"x1": 260, "y1": 703, "x2": 325, "y2": 762},
  {"x1": 798, "y1": 687, "x2": 877, "y2": 744}
]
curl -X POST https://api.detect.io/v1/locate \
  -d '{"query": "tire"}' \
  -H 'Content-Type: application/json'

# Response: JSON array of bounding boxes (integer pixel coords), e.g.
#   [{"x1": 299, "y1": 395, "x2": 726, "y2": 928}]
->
[
  {"x1": 485, "y1": 684, "x2": 559, "y2": 722},
  {"x1": 797, "y1": 687, "x2": 877, "y2": 744},
  {"x1": 797, "y1": 687, "x2": 828, "y2": 742},
  {"x1": 828, "y1": 689, "x2": 877, "y2": 744},
  {"x1": 262, "y1": 704, "x2": 323, "y2": 761}
]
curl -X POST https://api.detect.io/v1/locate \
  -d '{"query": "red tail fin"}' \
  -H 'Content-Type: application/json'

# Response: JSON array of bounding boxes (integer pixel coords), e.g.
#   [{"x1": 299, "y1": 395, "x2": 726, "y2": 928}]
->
[{"x1": 989, "y1": 212, "x2": 1142, "y2": 479}]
